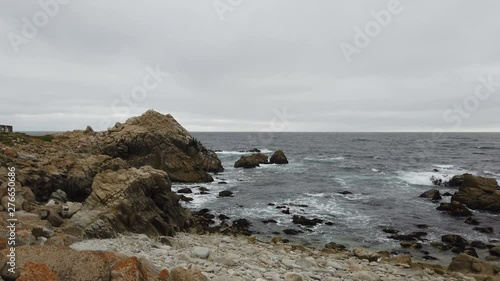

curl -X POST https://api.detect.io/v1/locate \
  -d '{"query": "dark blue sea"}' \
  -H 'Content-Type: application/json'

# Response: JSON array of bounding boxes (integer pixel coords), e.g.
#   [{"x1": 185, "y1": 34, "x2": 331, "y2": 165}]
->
[{"x1": 173, "y1": 132, "x2": 500, "y2": 264}]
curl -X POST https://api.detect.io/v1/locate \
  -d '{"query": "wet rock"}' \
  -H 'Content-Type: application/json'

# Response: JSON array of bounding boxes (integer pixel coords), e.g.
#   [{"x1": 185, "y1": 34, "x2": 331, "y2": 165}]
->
[
  {"x1": 218, "y1": 214, "x2": 230, "y2": 220},
  {"x1": 388, "y1": 232, "x2": 427, "y2": 241},
  {"x1": 218, "y1": 181, "x2": 227, "y2": 185},
  {"x1": 441, "y1": 234, "x2": 468, "y2": 248},
  {"x1": 422, "y1": 255, "x2": 438, "y2": 261},
  {"x1": 338, "y1": 191, "x2": 353, "y2": 195},
  {"x1": 473, "y1": 226, "x2": 494, "y2": 234},
  {"x1": 464, "y1": 217, "x2": 480, "y2": 225},
  {"x1": 419, "y1": 189, "x2": 442, "y2": 201},
  {"x1": 234, "y1": 153, "x2": 269, "y2": 168},
  {"x1": 177, "y1": 188, "x2": 193, "y2": 194},
  {"x1": 436, "y1": 201, "x2": 472, "y2": 217},
  {"x1": 198, "y1": 187, "x2": 209, "y2": 192},
  {"x1": 416, "y1": 224, "x2": 429, "y2": 229},
  {"x1": 218, "y1": 190, "x2": 233, "y2": 197},
  {"x1": 470, "y1": 241, "x2": 488, "y2": 249},
  {"x1": 179, "y1": 195, "x2": 194, "y2": 202},
  {"x1": 270, "y1": 150, "x2": 288, "y2": 164},
  {"x1": 283, "y1": 229, "x2": 302, "y2": 235},
  {"x1": 248, "y1": 148, "x2": 261, "y2": 153},
  {"x1": 430, "y1": 242, "x2": 452, "y2": 251},
  {"x1": 442, "y1": 192, "x2": 453, "y2": 197},
  {"x1": 292, "y1": 215, "x2": 323, "y2": 226},
  {"x1": 431, "y1": 176, "x2": 443, "y2": 186},
  {"x1": 262, "y1": 219, "x2": 277, "y2": 224},
  {"x1": 382, "y1": 227, "x2": 400, "y2": 234},
  {"x1": 281, "y1": 208, "x2": 291, "y2": 214},
  {"x1": 400, "y1": 241, "x2": 422, "y2": 249},
  {"x1": 446, "y1": 175, "x2": 464, "y2": 187}
]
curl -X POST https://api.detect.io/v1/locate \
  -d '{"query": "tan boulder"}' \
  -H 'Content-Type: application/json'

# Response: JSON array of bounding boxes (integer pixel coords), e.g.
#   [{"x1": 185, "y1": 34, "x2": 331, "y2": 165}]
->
[{"x1": 448, "y1": 253, "x2": 495, "y2": 275}]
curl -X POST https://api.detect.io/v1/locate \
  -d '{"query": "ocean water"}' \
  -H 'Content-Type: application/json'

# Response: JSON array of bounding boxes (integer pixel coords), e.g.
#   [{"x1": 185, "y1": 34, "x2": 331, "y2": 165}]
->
[{"x1": 174, "y1": 132, "x2": 500, "y2": 264}]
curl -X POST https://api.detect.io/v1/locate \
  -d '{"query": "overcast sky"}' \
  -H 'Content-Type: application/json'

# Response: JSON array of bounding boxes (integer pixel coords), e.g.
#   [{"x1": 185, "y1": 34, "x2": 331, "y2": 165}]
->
[{"x1": 1, "y1": 0, "x2": 499, "y2": 132}]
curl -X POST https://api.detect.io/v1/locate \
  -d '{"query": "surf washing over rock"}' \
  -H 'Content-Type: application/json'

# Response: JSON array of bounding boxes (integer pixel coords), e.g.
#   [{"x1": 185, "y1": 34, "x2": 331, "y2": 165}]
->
[{"x1": 0, "y1": 111, "x2": 499, "y2": 280}]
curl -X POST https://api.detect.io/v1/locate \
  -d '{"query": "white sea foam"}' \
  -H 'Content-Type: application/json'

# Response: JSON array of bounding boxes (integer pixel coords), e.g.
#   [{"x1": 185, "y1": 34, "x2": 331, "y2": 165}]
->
[
  {"x1": 432, "y1": 164, "x2": 454, "y2": 169},
  {"x1": 397, "y1": 166, "x2": 466, "y2": 186},
  {"x1": 216, "y1": 149, "x2": 273, "y2": 155},
  {"x1": 304, "y1": 156, "x2": 345, "y2": 162}
]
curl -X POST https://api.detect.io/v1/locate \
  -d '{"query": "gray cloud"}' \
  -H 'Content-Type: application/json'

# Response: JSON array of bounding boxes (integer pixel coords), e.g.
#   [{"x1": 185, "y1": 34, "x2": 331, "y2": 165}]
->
[{"x1": 1, "y1": 0, "x2": 499, "y2": 132}]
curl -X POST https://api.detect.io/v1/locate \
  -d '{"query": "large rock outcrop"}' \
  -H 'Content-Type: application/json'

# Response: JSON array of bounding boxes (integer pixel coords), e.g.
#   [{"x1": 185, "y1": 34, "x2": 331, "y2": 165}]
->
[
  {"x1": 451, "y1": 174, "x2": 500, "y2": 213},
  {"x1": 234, "y1": 153, "x2": 269, "y2": 168},
  {"x1": 98, "y1": 110, "x2": 223, "y2": 182},
  {"x1": 270, "y1": 150, "x2": 289, "y2": 164},
  {"x1": 70, "y1": 166, "x2": 190, "y2": 238},
  {"x1": 1, "y1": 110, "x2": 223, "y2": 203}
]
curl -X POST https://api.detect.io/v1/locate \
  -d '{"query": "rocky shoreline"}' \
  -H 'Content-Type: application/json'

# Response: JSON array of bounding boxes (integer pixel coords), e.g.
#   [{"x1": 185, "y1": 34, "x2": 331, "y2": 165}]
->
[{"x1": 0, "y1": 110, "x2": 499, "y2": 280}]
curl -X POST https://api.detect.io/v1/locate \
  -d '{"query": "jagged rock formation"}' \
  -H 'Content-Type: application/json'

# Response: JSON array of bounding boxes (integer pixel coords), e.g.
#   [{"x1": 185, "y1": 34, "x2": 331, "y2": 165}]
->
[
  {"x1": 70, "y1": 166, "x2": 190, "y2": 238},
  {"x1": 234, "y1": 153, "x2": 269, "y2": 168}
]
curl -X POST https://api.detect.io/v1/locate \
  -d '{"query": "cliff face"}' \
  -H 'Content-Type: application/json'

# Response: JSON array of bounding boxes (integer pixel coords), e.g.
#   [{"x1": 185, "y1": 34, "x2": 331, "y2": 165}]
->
[{"x1": 0, "y1": 110, "x2": 223, "y2": 241}]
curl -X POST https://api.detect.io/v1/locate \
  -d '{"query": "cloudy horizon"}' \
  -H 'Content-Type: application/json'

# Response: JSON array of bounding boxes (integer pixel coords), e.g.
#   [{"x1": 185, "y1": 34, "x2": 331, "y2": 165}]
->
[{"x1": 1, "y1": 0, "x2": 499, "y2": 132}]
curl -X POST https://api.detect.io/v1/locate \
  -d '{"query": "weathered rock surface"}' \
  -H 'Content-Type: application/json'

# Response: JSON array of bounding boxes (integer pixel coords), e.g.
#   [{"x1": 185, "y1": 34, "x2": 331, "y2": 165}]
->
[
  {"x1": 451, "y1": 173, "x2": 500, "y2": 213},
  {"x1": 2, "y1": 110, "x2": 223, "y2": 203},
  {"x1": 0, "y1": 245, "x2": 163, "y2": 281},
  {"x1": 70, "y1": 166, "x2": 190, "y2": 238},
  {"x1": 436, "y1": 201, "x2": 472, "y2": 217},
  {"x1": 448, "y1": 253, "x2": 495, "y2": 276},
  {"x1": 270, "y1": 150, "x2": 289, "y2": 164},
  {"x1": 234, "y1": 153, "x2": 269, "y2": 168}
]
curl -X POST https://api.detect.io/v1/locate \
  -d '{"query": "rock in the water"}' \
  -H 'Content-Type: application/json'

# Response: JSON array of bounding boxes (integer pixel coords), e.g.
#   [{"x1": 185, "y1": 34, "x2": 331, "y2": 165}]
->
[
  {"x1": 446, "y1": 175, "x2": 464, "y2": 187},
  {"x1": 436, "y1": 201, "x2": 472, "y2": 216},
  {"x1": 292, "y1": 215, "x2": 323, "y2": 226},
  {"x1": 234, "y1": 153, "x2": 269, "y2": 168},
  {"x1": 473, "y1": 226, "x2": 494, "y2": 234},
  {"x1": 218, "y1": 190, "x2": 233, "y2": 197},
  {"x1": 419, "y1": 189, "x2": 442, "y2": 201},
  {"x1": 441, "y1": 234, "x2": 468, "y2": 248},
  {"x1": 451, "y1": 173, "x2": 500, "y2": 213},
  {"x1": 448, "y1": 253, "x2": 495, "y2": 275},
  {"x1": 270, "y1": 150, "x2": 289, "y2": 164},
  {"x1": 283, "y1": 229, "x2": 302, "y2": 235},
  {"x1": 464, "y1": 216, "x2": 480, "y2": 225},
  {"x1": 70, "y1": 166, "x2": 189, "y2": 238},
  {"x1": 177, "y1": 188, "x2": 193, "y2": 194},
  {"x1": 382, "y1": 227, "x2": 400, "y2": 234}
]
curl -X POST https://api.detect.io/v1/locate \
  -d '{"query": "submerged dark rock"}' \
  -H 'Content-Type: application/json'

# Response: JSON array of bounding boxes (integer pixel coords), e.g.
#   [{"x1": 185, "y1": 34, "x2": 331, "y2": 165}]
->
[
  {"x1": 420, "y1": 189, "x2": 442, "y2": 201},
  {"x1": 292, "y1": 215, "x2": 323, "y2": 226},
  {"x1": 234, "y1": 153, "x2": 269, "y2": 168}
]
